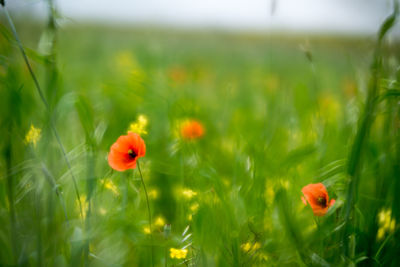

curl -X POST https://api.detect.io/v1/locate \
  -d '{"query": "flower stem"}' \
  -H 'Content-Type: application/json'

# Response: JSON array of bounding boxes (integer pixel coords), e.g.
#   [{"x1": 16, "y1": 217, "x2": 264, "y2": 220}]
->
[
  {"x1": 1, "y1": 4, "x2": 84, "y2": 220},
  {"x1": 313, "y1": 216, "x2": 320, "y2": 229},
  {"x1": 341, "y1": 3, "x2": 398, "y2": 257},
  {"x1": 137, "y1": 161, "x2": 154, "y2": 267}
]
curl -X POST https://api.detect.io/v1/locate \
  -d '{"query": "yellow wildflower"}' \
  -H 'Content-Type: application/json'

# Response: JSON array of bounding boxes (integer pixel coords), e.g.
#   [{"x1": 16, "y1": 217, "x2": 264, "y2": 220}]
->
[
  {"x1": 241, "y1": 242, "x2": 261, "y2": 253},
  {"x1": 318, "y1": 93, "x2": 341, "y2": 123},
  {"x1": 143, "y1": 227, "x2": 151, "y2": 234},
  {"x1": 377, "y1": 228, "x2": 385, "y2": 241},
  {"x1": 390, "y1": 219, "x2": 396, "y2": 232},
  {"x1": 241, "y1": 242, "x2": 252, "y2": 252},
  {"x1": 127, "y1": 114, "x2": 148, "y2": 135},
  {"x1": 252, "y1": 242, "x2": 261, "y2": 250},
  {"x1": 378, "y1": 209, "x2": 390, "y2": 224},
  {"x1": 190, "y1": 203, "x2": 199, "y2": 212},
  {"x1": 377, "y1": 208, "x2": 396, "y2": 241},
  {"x1": 99, "y1": 207, "x2": 107, "y2": 215},
  {"x1": 172, "y1": 119, "x2": 185, "y2": 139},
  {"x1": 182, "y1": 189, "x2": 197, "y2": 199},
  {"x1": 114, "y1": 51, "x2": 146, "y2": 83},
  {"x1": 154, "y1": 216, "x2": 165, "y2": 227},
  {"x1": 25, "y1": 124, "x2": 41, "y2": 147},
  {"x1": 77, "y1": 195, "x2": 88, "y2": 219},
  {"x1": 115, "y1": 51, "x2": 135, "y2": 70},
  {"x1": 257, "y1": 252, "x2": 269, "y2": 261},
  {"x1": 148, "y1": 188, "x2": 159, "y2": 200},
  {"x1": 265, "y1": 184, "x2": 275, "y2": 205},
  {"x1": 280, "y1": 179, "x2": 290, "y2": 189},
  {"x1": 100, "y1": 179, "x2": 119, "y2": 196},
  {"x1": 222, "y1": 178, "x2": 231, "y2": 187},
  {"x1": 169, "y1": 248, "x2": 188, "y2": 259}
]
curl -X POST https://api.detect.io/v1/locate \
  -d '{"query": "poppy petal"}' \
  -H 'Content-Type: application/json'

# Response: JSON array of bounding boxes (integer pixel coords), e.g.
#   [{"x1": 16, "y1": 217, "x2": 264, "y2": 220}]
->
[
  {"x1": 108, "y1": 132, "x2": 146, "y2": 171},
  {"x1": 301, "y1": 196, "x2": 308, "y2": 206},
  {"x1": 301, "y1": 183, "x2": 333, "y2": 216}
]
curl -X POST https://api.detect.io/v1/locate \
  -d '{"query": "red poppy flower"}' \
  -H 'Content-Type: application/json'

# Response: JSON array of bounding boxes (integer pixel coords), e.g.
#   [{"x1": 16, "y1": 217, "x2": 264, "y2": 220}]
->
[
  {"x1": 108, "y1": 132, "x2": 146, "y2": 171},
  {"x1": 168, "y1": 66, "x2": 187, "y2": 83},
  {"x1": 181, "y1": 120, "x2": 205, "y2": 140},
  {"x1": 301, "y1": 183, "x2": 335, "y2": 216}
]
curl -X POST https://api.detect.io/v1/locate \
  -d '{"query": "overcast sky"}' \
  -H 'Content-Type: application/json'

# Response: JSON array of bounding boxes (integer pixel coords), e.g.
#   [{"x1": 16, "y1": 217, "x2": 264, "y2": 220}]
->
[{"x1": 6, "y1": 0, "x2": 399, "y2": 35}]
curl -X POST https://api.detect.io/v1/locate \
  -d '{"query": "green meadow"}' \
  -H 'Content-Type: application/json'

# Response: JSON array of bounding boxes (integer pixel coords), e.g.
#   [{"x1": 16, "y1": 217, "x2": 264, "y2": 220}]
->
[{"x1": 1, "y1": 6, "x2": 400, "y2": 267}]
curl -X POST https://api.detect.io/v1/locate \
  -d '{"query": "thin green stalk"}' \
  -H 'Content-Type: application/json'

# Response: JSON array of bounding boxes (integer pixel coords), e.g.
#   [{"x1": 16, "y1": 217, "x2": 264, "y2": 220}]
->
[
  {"x1": 374, "y1": 230, "x2": 397, "y2": 261},
  {"x1": 84, "y1": 149, "x2": 95, "y2": 267},
  {"x1": 341, "y1": 51, "x2": 379, "y2": 260},
  {"x1": 164, "y1": 246, "x2": 168, "y2": 267},
  {"x1": 180, "y1": 149, "x2": 185, "y2": 222},
  {"x1": 1, "y1": 4, "x2": 83, "y2": 219},
  {"x1": 44, "y1": 0, "x2": 60, "y2": 109},
  {"x1": 341, "y1": 2, "x2": 398, "y2": 258},
  {"x1": 34, "y1": 188, "x2": 43, "y2": 267},
  {"x1": 180, "y1": 150, "x2": 184, "y2": 186},
  {"x1": 313, "y1": 216, "x2": 320, "y2": 229},
  {"x1": 5, "y1": 142, "x2": 17, "y2": 264},
  {"x1": 51, "y1": 123, "x2": 84, "y2": 218},
  {"x1": 19, "y1": 109, "x2": 70, "y2": 226},
  {"x1": 2, "y1": 7, "x2": 49, "y2": 109},
  {"x1": 137, "y1": 161, "x2": 154, "y2": 267},
  {"x1": 40, "y1": 162, "x2": 69, "y2": 224}
]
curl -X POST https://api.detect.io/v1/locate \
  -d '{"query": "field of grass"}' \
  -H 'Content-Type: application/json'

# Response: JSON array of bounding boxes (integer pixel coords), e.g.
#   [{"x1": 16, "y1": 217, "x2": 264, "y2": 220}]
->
[{"x1": 1, "y1": 4, "x2": 400, "y2": 267}]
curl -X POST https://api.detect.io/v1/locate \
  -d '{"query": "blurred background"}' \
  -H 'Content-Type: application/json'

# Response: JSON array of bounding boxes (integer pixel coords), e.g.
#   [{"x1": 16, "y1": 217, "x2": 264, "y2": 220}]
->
[
  {"x1": 6, "y1": 0, "x2": 400, "y2": 36},
  {"x1": 1, "y1": 0, "x2": 400, "y2": 266}
]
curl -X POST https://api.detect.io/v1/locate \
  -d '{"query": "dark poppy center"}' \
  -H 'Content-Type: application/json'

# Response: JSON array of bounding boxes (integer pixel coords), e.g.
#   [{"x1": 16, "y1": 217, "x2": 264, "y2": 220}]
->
[
  {"x1": 317, "y1": 196, "x2": 327, "y2": 207},
  {"x1": 128, "y1": 149, "x2": 137, "y2": 159}
]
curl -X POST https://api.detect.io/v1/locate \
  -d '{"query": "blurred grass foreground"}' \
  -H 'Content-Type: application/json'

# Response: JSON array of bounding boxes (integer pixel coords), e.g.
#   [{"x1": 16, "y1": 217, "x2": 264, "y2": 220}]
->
[{"x1": 1, "y1": 1, "x2": 400, "y2": 266}]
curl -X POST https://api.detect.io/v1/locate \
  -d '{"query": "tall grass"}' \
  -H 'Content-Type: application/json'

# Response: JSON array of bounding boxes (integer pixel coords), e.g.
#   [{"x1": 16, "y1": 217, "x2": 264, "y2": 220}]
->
[{"x1": 1, "y1": 1, "x2": 400, "y2": 266}]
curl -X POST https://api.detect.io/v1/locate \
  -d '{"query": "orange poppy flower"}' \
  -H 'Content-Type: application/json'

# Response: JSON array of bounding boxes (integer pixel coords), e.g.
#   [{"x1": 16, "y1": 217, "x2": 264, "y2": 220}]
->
[
  {"x1": 301, "y1": 183, "x2": 335, "y2": 216},
  {"x1": 181, "y1": 120, "x2": 205, "y2": 140},
  {"x1": 168, "y1": 66, "x2": 187, "y2": 83},
  {"x1": 108, "y1": 132, "x2": 146, "y2": 171}
]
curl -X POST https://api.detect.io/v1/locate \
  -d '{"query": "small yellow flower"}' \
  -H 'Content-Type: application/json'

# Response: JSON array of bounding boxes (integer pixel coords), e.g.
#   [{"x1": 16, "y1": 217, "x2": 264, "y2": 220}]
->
[
  {"x1": 169, "y1": 248, "x2": 188, "y2": 259},
  {"x1": 377, "y1": 208, "x2": 396, "y2": 241},
  {"x1": 143, "y1": 227, "x2": 151, "y2": 234},
  {"x1": 318, "y1": 93, "x2": 341, "y2": 123},
  {"x1": 280, "y1": 180, "x2": 290, "y2": 189},
  {"x1": 378, "y1": 209, "x2": 389, "y2": 224},
  {"x1": 154, "y1": 216, "x2": 165, "y2": 227},
  {"x1": 257, "y1": 252, "x2": 269, "y2": 261},
  {"x1": 390, "y1": 220, "x2": 396, "y2": 232},
  {"x1": 25, "y1": 124, "x2": 41, "y2": 147},
  {"x1": 127, "y1": 114, "x2": 148, "y2": 135},
  {"x1": 100, "y1": 179, "x2": 119, "y2": 196},
  {"x1": 148, "y1": 188, "x2": 159, "y2": 199},
  {"x1": 115, "y1": 51, "x2": 135, "y2": 70},
  {"x1": 190, "y1": 203, "x2": 199, "y2": 212},
  {"x1": 99, "y1": 207, "x2": 107, "y2": 215},
  {"x1": 114, "y1": 51, "x2": 146, "y2": 82},
  {"x1": 241, "y1": 242, "x2": 261, "y2": 253},
  {"x1": 77, "y1": 195, "x2": 88, "y2": 219},
  {"x1": 182, "y1": 189, "x2": 197, "y2": 199},
  {"x1": 377, "y1": 228, "x2": 385, "y2": 241},
  {"x1": 222, "y1": 178, "x2": 231, "y2": 187},
  {"x1": 252, "y1": 242, "x2": 261, "y2": 250},
  {"x1": 265, "y1": 184, "x2": 275, "y2": 205},
  {"x1": 241, "y1": 242, "x2": 252, "y2": 252}
]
